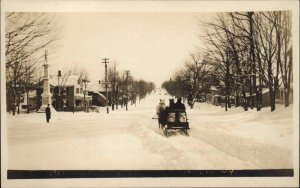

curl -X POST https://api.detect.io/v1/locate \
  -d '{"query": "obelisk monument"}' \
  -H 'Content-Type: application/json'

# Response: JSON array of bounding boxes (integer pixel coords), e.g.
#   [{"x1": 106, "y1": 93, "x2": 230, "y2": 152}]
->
[{"x1": 39, "y1": 50, "x2": 52, "y2": 111}]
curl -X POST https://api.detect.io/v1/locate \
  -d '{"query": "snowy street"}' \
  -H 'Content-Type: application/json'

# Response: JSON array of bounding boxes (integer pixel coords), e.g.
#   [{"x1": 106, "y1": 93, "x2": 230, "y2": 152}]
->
[{"x1": 7, "y1": 91, "x2": 293, "y2": 170}]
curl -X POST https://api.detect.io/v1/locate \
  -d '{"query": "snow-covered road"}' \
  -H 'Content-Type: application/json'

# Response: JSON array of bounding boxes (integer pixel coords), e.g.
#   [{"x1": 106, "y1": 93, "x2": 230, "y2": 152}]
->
[{"x1": 7, "y1": 91, "x2": 293, "y2": 170}]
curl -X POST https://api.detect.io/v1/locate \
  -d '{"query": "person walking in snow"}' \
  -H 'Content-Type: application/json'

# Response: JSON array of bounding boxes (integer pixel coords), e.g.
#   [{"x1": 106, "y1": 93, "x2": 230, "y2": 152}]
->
[
  {"x1": 45, "y1": 104, "x2": 51, "y2": 123},
  {"x1": 156, "y1": 99, "x2": 166, "y2": 129}
]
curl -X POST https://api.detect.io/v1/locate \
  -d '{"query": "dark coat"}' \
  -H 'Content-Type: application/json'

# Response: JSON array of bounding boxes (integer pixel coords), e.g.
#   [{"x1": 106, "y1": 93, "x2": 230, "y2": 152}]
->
[
  {"x1": 46, "y1": 107, "x2": 51, "y2": 119},
  {"x1": 175, "y1": 102, "x2": 186, "y2": 111},
  {"x1": 169, "y1": 99, "x2": 176, "y2": 109}
]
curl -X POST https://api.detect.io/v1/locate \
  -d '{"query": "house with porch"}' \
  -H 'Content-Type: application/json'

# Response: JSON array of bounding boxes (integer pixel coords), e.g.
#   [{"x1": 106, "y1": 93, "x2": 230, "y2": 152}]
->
[
  {"x1": 205, "y1": 86, "x2": 220, "y2": 104},
  {"x1": 49, "y1": 74, "x2": 93, "y2": 111},
  {"x1": 276, "y1": 85, "x2": 293, "y2": 105},
  {"x1": 33, "y1": 74, "x2": 93, "y2": 111}
]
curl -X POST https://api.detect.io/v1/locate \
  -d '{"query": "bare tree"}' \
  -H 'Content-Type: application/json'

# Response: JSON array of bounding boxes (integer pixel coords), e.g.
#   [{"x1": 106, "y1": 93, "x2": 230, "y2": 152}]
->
[
  {"x1": 107, "y1": 63, "x2": 120, "y2": 110},
  {"x1": 202, "y1": 16, "x2": 240, "y2": 111},
  {"x1": 78, "y1": 68, "x2": 90, "y2": 112},
  {"x1": 163, "y1": 52, "x2": 210, "y2": 109},
  {"x1": 271, "y1": 12, "x2": 292, "y2": 107},
  {"x1": 22, "y1": 60, "x2": 38, "y2": 113},
  {"x1": 255, "y1": 12, "x2": 281, "y2": 112},
  {"x1": 184, "y1": 53, "x2": 210, "y2": 108},
  {"x1": 226, "y1": 12, "x2": 259, "y2": 110},
  {"x1": 105, "y1": 64, "x2": 155, "y2": 110},
  {"x1": 198, "y1": 11, "x2": 292, "y2": 112},
  {"x1": 6, "y1": 12, "x2": 58, "y2": 115}
]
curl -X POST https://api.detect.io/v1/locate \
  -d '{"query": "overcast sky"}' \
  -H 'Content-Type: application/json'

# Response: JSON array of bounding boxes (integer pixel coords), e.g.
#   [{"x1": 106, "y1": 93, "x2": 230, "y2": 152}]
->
[{"x1": 48, "y1": 12, "x2": 214, "y2": 86}]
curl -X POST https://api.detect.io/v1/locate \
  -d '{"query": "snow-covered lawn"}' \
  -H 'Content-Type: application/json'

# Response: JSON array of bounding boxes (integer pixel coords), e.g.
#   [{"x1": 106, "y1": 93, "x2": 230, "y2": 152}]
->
[{"x1": 7, "y1": 92, "x2": 293, "y2": 170}]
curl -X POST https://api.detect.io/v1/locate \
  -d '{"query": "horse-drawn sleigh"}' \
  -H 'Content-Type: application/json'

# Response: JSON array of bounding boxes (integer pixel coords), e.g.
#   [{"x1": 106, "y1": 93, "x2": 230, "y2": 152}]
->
[
  {"x1": 154, "y1": 98, "x2": 190, "y2": 137},
  {"x1": 163, "y1": 109, "x2": 190, "y2": 137},
  {"x1": 153, "y1": 108, "x2": 190, "y2": 137}
]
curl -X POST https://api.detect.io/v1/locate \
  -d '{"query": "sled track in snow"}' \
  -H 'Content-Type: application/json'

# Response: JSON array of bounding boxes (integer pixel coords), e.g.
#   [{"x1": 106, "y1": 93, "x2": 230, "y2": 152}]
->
[
  {"x1": 192, "y1": 125, "x2": 293, "y2": 169},
  {"x1": 128, "y1": 118, "x2": 197, "y2": 169},
  {"x1": 128, "y1": 114, "x2": 258, "y2": 170}
]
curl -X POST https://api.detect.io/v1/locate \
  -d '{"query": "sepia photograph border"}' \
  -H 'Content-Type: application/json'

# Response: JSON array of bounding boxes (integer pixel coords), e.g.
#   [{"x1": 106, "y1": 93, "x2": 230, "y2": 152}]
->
[{"x1": 1, "y1": 0, "x2": 299, "y2": 187}]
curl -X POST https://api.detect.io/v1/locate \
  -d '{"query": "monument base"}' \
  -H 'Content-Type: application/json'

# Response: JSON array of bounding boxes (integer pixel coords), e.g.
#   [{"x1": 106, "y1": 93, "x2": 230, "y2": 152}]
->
[{"x1": 37, "y1": 104, "x2": 57, "y2": 113}]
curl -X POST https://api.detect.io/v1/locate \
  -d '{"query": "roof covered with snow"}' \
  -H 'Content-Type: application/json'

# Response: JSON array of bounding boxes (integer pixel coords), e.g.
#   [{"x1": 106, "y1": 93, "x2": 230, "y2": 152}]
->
[
  {"x1": 49, "y1": 74, "x2": 80, "y2": 87},
  {"x1": 87, "y1": 81, "x2": 111, "y2": 92}
]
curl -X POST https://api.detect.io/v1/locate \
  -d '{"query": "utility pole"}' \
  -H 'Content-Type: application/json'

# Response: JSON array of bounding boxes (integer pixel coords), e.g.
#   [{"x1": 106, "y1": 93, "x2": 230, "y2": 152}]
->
[
  {"x1": 102, "y1": 58, "x2": 109, "y2": 114},
  {"x1": 125, "y1": 70, "x2": 130, "y2": 111}
]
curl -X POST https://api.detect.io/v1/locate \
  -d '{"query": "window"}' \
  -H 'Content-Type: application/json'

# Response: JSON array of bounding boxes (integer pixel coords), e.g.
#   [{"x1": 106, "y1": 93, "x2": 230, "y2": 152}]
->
[
  {"x1": 19, "y1": 95, "x2": 24, "y2": 103},
  {"x1": 80, "y1": 88, "x2": 83, "y2": 94},
  {"x1": 76, "y1": 88, "x2": 79, "y2": 94},
  {"x1": 62, "y1": 99, "x2": 68, "y2": 107},
  {"x1": 75, "y1": 100, "x2": 81, "y2": 106},
  {"x1": 62, "y1": 88, "x2": 68, "y2": 95}
]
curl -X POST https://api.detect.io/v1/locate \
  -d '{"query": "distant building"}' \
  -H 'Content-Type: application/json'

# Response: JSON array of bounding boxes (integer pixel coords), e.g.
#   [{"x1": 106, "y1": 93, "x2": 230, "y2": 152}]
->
[
  {"x1": 19, "y1": 74, "x2": 114, "y2": 112},
  {"x1": 204, "y1": 85, "x2": 283, "y2": 108},
  {"x1": 206, "y1": 86, "x2": 220, "y2": 104},
  {"x1": 87, "y1": 82, "x2": 111, "y2": 107},
  {"x1": 19, "y1": 89, "x2": 37, "y2": 112},
  {"x1": 261, "y1": 88, "x2": 271, "y2": 107},
  {"x1": 276, "y1": 86, "x2": 293, "y2": 105},
  {"x1": 48, "y1": 74, "x2": 93, "y2": 111},
  {"x1": 26, "y1": 74, "x2": 93, "y2": 111}
]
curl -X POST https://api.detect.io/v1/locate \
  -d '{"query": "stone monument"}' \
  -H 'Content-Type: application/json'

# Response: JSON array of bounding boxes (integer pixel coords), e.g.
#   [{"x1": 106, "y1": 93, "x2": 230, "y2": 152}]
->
[{"x1": 39, "y1": 50, "x2": 53, "y2": 112}]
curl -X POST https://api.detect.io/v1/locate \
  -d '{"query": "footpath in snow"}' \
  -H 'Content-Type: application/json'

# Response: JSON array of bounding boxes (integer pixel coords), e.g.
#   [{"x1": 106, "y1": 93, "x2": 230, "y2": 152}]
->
[{"x1": 7, "y1": 90, "x2": 293, "y2": 170}]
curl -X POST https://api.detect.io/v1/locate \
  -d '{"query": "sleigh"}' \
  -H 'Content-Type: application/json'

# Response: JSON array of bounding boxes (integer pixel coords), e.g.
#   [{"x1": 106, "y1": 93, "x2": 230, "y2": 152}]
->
[{"x1": 163, "y1": 109, "x2": 190, "y2": 137}]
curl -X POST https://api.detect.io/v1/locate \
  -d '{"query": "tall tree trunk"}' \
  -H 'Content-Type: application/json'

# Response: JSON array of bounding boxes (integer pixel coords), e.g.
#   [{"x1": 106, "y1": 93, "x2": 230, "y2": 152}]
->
[
  {"x1": 284, "y1": 87, "x2": 289, "y2": 107},
  {"x1": 249, "y1": 12, "x2": 258, "y2": 110},
  {"x1": 225, "y1": 49, "x2": 230, "y2": 111},
  {"x1": 225, "y1": 97, "x2": 228, "y2": 111},
  {"x1": 241, "y1": 86, "x2": 248, "y2": 111},
  {"x1": 12, "y1": 94, "x2": 16, "y2": 116},
  {"x1": 268, "y1": 73, "x2": 275, "y2": 112},
  {"x1": 232, "y1": 48, "x2": 245, "y2": 110},
  {"x1": 256, "y1": 48, "x2": 263, "y2": 111},
  {"x1": 17, "y1": 94, "x2": 20, "y2": 114},
  {"x1": 285, "y1": 54, "x2": 292, "y2": 107},
  {"x1": 84, "y1": 93, "x2": 86, "y2": 112},
  {"x1": 26, "y1": 91, "x2": 30, "y2": 113},
  {"x1": 235, "y1": 91, "x2": 240, "y2": 107},
  {"x1": 269, "y1": 89, "x2": 275, "y2": 112}
]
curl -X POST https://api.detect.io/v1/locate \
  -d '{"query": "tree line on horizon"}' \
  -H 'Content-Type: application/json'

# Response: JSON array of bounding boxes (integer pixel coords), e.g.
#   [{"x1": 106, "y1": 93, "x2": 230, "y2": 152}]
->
[
  {"x1": 106, "y1": 63, "x2": 156, "y2": 111},
  {"x1": 162, "y1": 11, "x2": 292, "y2": 112}
]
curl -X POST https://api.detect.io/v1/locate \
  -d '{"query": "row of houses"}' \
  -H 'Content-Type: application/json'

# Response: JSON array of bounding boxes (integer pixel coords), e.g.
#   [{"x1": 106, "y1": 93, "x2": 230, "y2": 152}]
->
[
  {"x1": 205, "y1": 85, "x2": 293, "y2": 107},
  {"x1": 20, "y1": 74, "x2": 110, "y2": 112}
]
